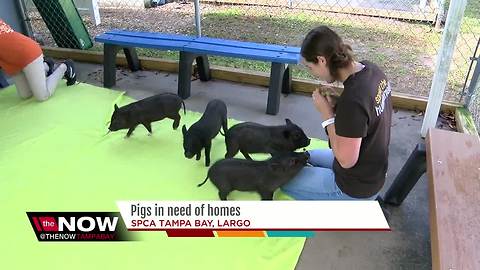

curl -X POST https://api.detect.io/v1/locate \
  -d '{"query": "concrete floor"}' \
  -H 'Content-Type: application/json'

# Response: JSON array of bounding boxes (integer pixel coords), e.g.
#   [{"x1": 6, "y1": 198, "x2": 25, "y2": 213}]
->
[{"x1": 76, "y1": 62, "x2": 431, "y2": 270}]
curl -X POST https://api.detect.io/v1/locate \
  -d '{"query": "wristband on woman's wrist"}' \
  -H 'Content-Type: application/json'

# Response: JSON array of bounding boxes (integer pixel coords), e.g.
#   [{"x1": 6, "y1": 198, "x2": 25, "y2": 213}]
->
[{"x1": 321, "y1": 117, "x2": 335, "y2": 129}]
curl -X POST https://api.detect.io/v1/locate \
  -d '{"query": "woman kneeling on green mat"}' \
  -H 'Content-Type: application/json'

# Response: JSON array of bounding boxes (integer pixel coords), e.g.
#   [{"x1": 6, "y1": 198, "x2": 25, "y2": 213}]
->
[{"x1": 0, "y1": 19, "x2": 76, "y2": 101}]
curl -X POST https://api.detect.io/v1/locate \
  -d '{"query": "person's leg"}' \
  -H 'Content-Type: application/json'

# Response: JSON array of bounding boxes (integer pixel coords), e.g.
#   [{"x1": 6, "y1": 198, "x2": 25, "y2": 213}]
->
[
  {"x1": 281, "y1": 166, "x2": 380, "y2": 200},
  {"x1": 13, "y1": 72, "x2": 33, "y2": 99},
  {"x1": 46, "y1": 62, "x2": 67, "y2": 92},
  {"x1": 308, "y1": 148, "x2": 334, "y2": 169},
  {"x1": 22, "y1": 55, "x2": 67, "y2": 101},
  {"x1": 43, "y1": 57, "x2": 54, "y2": 76},
  {"x1": 281, "y1": 167, "x2": 356, "y2": 200},
  {"x1": 43, "y1": 62, "x2": 50, "y2": 74}
]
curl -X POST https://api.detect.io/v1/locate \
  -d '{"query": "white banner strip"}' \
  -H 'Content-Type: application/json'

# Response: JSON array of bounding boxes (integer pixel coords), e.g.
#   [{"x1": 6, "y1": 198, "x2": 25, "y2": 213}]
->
[{"x1": 116, "y1": 201, "x2": 389, "y2": 230}]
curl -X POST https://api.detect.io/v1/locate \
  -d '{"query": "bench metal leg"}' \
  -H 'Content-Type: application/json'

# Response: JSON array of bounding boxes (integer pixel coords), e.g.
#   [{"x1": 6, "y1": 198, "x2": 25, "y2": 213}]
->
[
  {"x1": 381, "y1": 143, "x2": 427, "y2": 206},
  {"x1": 123, "y1": 47, "x2": 141, "y2": 72},
  {"x1": 104, "y1": 44, "x2": 121, "y2": 88},
  {"x1": 196, "y1": 55, "x2": 211, "y2": 82},
  {"x1": 282, "y1": 64, "x2": 292, "y2": 95},
  {"x1": 178, "y1": 51, "x2": 197, "y2": 99},
  {"x1": 267, "y1": 62, "x2": 286, "y2": 115}
]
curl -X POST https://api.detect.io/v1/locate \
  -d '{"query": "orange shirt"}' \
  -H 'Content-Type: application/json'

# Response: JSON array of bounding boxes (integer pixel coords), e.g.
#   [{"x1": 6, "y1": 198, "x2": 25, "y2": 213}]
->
[{"x1": 0, "y1": 19, "x2": 42, "y2": 76}]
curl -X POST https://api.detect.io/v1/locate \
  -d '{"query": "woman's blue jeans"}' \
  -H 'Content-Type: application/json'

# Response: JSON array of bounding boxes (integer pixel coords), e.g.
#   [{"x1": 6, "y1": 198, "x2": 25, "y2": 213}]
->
[{"x1": 281, "y1": 149, "x2": 379, "y2": 200}]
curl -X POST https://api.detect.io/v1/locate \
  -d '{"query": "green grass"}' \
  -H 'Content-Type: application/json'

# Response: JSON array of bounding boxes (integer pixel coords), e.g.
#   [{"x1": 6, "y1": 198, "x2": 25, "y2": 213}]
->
[
  {"x1": 198, "y1": 9, "x2": 440, "y2": 94},
  {"x1": 87, "y1": 4, "x2": 479, "y2": 100},
  {"x1": 465, "y1": 0, "x2": 480, "y2": 19}
]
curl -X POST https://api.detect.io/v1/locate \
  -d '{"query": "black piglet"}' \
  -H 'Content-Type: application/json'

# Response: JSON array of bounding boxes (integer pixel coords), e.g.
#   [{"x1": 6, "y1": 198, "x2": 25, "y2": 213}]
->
[{"x1": 182, "y1": 99, "x2": 228, "y2": 167}]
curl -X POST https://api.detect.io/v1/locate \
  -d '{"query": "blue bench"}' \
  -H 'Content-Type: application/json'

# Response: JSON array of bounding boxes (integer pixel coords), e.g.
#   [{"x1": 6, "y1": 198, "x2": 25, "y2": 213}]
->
[{"x1": 95, "y1": 30, "x2": 301, "y2": 115}]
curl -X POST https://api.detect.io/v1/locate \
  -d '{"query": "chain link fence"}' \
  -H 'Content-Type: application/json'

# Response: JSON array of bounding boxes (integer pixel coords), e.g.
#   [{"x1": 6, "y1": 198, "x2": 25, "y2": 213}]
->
[
  {"x1": 467, "y1": 86, "x2": 479, "y2": 133},
  {"x1": 463, "y1": 37, "x2": 480, "y2": 131},
  {"x1": 22, "y1": 0, "x2": 480, "y2": 130}
]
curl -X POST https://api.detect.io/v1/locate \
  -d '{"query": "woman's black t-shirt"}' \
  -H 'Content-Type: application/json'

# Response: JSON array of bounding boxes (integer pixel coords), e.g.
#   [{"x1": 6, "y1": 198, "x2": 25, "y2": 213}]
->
[{"x1": 333, "y1": 60, "x2": 392, "y2": 198}]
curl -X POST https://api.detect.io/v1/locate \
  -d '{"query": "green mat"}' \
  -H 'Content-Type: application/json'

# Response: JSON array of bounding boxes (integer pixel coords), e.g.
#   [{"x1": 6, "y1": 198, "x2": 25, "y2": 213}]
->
[{"x1": 0, "y1": 82, "x2": 327, "y2": 270}]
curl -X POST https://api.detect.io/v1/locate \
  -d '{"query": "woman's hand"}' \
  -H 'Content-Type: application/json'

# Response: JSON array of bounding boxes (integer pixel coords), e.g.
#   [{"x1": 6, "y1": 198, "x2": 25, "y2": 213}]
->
[
  {"x1": 325, "y1": 94, "x2": 338, "y2": 112},
  {"x1": 312, "y1": 89, "x2": 335, "y2": 120}
]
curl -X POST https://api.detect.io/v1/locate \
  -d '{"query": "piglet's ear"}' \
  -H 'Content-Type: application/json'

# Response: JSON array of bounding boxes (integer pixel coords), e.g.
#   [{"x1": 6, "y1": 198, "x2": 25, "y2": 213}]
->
[
  {"x1": 114, "y1": 104, "x2": 119, "y2": 111},
  {"x1": 285, "y1": 118, "x2": 293, "y2": 125}
]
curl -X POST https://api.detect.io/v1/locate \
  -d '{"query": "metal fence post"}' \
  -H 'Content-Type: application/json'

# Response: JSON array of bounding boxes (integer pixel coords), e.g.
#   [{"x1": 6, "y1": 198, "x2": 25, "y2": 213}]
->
[
  {"x1": 421, "y1": 0, "x2": 468, "y2": 137},
  {"x1": 435, "y1": 0, "x2": 446, "y2": 30},
  {"x1": 194, "y1": 0, "x2": 202, "y2": 37},
  {"x1": 17, "y1": 0, "x2": 34, "y2": 37},
  {"x1": 287, "y1": 0, "x2": 293, "y2": 8},
  {"x1": 465, "y1": 58, "x2": 480, "y2": 108}
]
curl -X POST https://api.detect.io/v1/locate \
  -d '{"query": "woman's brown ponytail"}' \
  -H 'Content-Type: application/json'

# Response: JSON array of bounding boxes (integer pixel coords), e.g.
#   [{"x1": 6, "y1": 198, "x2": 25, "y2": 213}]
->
[{"x1": 301, "y1": 26, "x2": 354, "y2": 80}]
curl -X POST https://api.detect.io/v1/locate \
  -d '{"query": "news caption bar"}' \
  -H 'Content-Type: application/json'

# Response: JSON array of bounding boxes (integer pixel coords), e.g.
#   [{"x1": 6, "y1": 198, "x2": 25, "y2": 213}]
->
[{"x1": 116, "y1": 201, "x2": 390, "y2": 237}]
